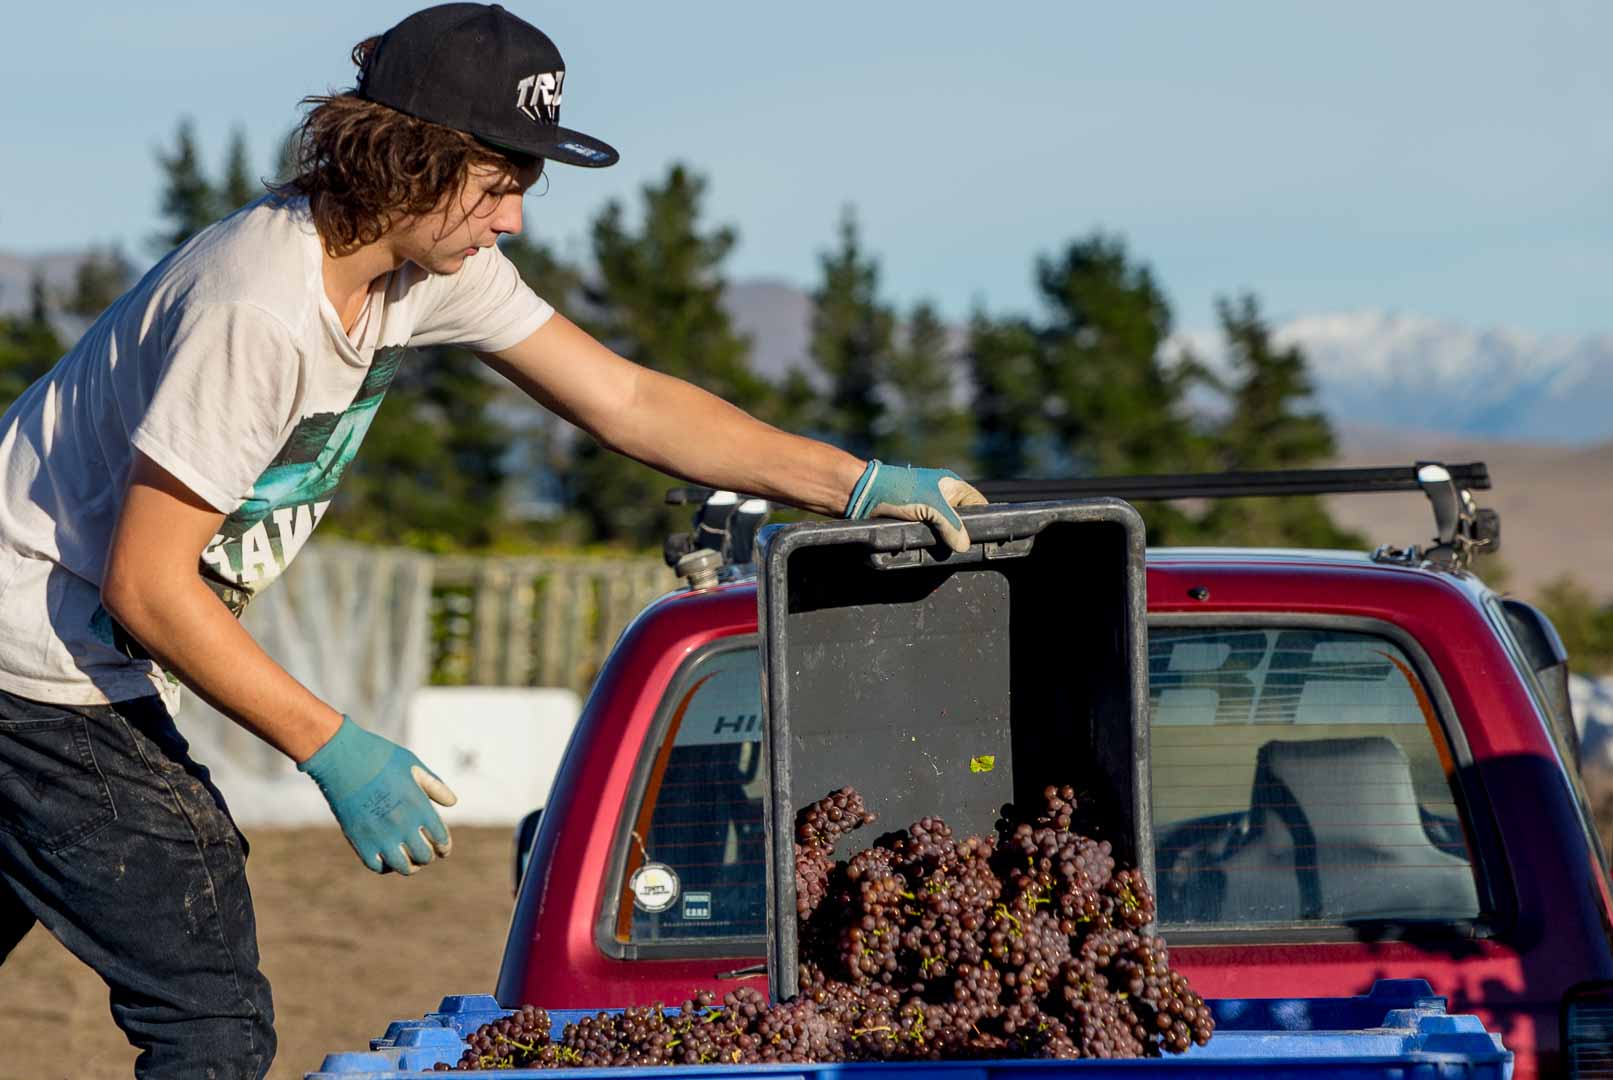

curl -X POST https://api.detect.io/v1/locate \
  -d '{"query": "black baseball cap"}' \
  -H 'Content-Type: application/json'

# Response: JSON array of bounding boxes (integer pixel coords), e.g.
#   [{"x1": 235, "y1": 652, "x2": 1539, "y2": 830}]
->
[{"x1": 358, "y1": 3, "x2": 618, "y2": 168}]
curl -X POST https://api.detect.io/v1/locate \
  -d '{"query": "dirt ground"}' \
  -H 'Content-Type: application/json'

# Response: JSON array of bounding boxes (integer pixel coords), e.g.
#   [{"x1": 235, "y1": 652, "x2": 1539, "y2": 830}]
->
[{"x1": 0, "y1": 825, "x2": 517, "y2": 1080}]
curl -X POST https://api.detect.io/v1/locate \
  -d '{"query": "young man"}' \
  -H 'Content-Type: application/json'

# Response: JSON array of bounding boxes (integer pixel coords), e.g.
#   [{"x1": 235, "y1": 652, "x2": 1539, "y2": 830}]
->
[{"x1": 0, "y1": 4, "x2": 983, "y2": 1076}]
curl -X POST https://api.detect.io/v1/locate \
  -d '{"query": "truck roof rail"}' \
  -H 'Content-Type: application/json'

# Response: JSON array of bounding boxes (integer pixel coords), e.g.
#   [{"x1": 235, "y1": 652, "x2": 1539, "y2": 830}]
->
[
  {"x1": 669, "y1": 463, "x2": 1492, "y2": 508},
  {"x1": 665, "y1": 461, "x2": 1499, "y2": 575},
  {"x1": 979, "y1": 461, "x2": 1498, "y2": 573},
  {"x1": 975, "y1": 463, "x2": 1490, "y2": 502}
]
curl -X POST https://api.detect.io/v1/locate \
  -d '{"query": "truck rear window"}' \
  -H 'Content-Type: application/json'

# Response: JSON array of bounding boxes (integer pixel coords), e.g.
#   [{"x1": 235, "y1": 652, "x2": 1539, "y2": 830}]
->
[
  {"x1": 1150, "y1": 625, "x2": 1482, "y2": 928},
  {"x1": 613, "y1": 645, "x2": 768, "y2": 945},
  {"x1": 611, "y1": 624, "x2": 1483, "y2": 951}
]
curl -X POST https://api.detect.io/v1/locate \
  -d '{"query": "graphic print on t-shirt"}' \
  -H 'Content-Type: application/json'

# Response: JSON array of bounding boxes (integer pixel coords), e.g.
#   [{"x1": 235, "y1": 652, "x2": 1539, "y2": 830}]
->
[
  {"x1": 200, "y1": 346, "x2": 405, "y2": 613},
  {"x1": 89, "y1": 347, "x2": 405, "y2": 659}
]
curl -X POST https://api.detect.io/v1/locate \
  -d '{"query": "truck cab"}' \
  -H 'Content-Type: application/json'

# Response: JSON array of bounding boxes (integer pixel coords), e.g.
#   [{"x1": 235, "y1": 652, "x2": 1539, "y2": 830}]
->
[{"x1": 496, "y1": 465, "x2": 1613, "y2": 1080}]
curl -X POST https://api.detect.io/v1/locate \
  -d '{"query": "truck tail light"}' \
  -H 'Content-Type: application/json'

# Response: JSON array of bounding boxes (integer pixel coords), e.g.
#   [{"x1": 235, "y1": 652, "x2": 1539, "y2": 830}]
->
[{"x1": 1565, "y1": 982, "x2": 1613, "y2": 1078}]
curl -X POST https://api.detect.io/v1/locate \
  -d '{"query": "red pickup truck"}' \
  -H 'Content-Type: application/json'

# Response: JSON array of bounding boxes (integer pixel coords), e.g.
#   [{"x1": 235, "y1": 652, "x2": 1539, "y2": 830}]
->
[{"x1": 495, "y1": 465, "x2": 1613, "y2": 1080}]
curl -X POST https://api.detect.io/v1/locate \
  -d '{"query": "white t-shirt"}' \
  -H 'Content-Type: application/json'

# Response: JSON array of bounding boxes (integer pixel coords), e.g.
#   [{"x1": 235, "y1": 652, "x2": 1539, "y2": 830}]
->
[{"x1": 0, "y1": 194, "x2": 553, "y2": 708}]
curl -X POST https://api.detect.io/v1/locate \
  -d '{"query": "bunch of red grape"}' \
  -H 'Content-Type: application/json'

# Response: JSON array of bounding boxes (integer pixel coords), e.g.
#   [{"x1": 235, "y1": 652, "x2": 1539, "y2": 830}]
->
[
  {"x1": 448, "y1": 785, "x2": 1212, "y2": 1069},
  {"x1": 442, "y1": 1005, "x2": 555, "y2": 1070},
  {"x1": 795, "y1": 788, "x2": 873, "y2": 919}
]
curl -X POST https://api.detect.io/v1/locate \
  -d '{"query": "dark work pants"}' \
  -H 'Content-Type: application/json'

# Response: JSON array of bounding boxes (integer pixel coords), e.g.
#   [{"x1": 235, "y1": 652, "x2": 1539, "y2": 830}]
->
[{"x1": 0, "y1": 688, "x2": 275, "y2": 1079}]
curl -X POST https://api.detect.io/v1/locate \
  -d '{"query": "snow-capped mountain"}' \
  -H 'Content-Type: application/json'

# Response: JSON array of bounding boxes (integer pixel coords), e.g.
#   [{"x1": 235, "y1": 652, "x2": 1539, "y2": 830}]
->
[{"x1": 1271, "y1": 312, "x2": 1613, "y2": 444}]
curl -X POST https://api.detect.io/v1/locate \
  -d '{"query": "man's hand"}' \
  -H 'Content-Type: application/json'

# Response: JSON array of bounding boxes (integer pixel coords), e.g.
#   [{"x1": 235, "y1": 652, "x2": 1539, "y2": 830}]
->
[
  {"x1": 298, "y1": 716, "x2": 457, "y2": 874},
  {"x1": 846, "y1": 460, "x2": 989, "y2": 553}
]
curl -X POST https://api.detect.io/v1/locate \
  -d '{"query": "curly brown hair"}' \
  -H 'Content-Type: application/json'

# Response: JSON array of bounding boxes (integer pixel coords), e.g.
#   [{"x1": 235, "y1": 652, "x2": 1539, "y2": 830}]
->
[{"x1": 273, "y1": 36, "x2": 525, "y2": 256}]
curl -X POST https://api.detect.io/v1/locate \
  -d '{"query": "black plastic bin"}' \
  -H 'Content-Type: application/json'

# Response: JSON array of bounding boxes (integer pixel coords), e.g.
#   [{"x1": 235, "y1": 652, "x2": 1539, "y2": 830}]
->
[{"x1": 757, "y1": 499, "x2": 1151, "y2": 999}]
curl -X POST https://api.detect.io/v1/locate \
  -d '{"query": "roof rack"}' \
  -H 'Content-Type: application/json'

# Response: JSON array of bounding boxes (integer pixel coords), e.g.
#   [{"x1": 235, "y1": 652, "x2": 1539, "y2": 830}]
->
[
  {"x1": 976, "y1": 463, "x2": 1490, "y2": 502},
  {"x1": 663, "y1": 461, "x2": 1500, "y2": 579},
  {"x1": 979, "y1": 461, "x2": 1499, "y2": 572}
]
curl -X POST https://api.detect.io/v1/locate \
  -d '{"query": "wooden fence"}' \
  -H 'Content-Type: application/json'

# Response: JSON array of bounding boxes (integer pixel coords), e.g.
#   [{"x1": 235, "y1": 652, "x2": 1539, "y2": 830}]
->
[{"x1": 427, "y1": 553, "x2": 672, "y2": 693}]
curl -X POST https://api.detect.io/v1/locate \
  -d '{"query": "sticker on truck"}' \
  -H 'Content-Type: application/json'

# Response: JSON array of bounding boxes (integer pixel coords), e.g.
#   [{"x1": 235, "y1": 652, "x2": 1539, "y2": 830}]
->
[{"x1": 629, "y1": 862, "x2": 680, "y2": 912}]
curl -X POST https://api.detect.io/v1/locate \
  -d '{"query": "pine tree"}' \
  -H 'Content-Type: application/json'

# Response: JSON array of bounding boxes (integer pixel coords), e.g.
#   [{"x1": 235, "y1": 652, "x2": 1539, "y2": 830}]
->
[
  {"x1": 882, "y1": 302, "x2": 973, "y2": 472},
  {"x1": 1034, "y1": 233, "x2": 1201, "y2": 477},
  {"x1": 586, "y1": 165, "x2": 761, "y2": 403},
  {"x1": 64, "y1": 247, "x2": 133, "y2": 319},
  {"x1": 219, "y1": 128, "x2": 259, "y2": 215},
  {"x1": 967, "y1": 311, "x2": 1045, "y2": 480},
  {"x1": 1193, "y1": 293, "x2": 1361, "y2": 548},
  {"x1": 569, "y1": 164, "x2": 764, "y2": 545},
  {"x1": 1030, "y1": 234, "x2": 1210, "y2": 542},
  {"x1": 151, "y1": 119, "x2": 217, "y2": 254},
  {"x1": 1210, "y1": 294, "x2": 1334, "y2": 469},
  {"x1": 807, "y1": 207, "x2": 891, "y2": 460}
]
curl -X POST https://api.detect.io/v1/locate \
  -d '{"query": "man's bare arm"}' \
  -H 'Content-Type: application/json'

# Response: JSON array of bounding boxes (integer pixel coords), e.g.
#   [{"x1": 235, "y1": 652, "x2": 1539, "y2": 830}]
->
[
  {"x1": 483, "y1": 313, "x2": 867, "y2": 516},
  {"x1": 101, "y1": 452, "x2": 342, "y2": 762}
]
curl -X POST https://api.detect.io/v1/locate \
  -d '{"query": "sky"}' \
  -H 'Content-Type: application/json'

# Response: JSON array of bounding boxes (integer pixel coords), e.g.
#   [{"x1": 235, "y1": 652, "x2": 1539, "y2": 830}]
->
[{"x1": 3, "y1": 2, "x2": 1610, "y2": 336}]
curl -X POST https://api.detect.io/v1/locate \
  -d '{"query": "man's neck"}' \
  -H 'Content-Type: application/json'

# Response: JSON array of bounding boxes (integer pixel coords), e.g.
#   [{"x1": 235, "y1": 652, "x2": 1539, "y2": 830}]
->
[{"x1": 321, "y1": 234, "x2": 402, "y2": 335}]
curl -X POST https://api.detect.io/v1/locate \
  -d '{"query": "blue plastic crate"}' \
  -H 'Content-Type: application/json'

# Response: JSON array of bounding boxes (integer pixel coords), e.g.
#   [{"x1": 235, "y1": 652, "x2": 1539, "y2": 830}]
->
[{"x1": 306, "y1": 979, "x2": 1510, "y2": 1079}]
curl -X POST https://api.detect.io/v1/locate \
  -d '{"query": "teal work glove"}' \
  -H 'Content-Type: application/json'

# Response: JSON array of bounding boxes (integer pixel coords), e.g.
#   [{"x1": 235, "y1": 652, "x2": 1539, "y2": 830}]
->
[
  {"x1": 844, "y1": 460, "x2": 988, "y2": 553},
  {"x1": 298, "y1": 716, "x2": 457, "y2": 875}
]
